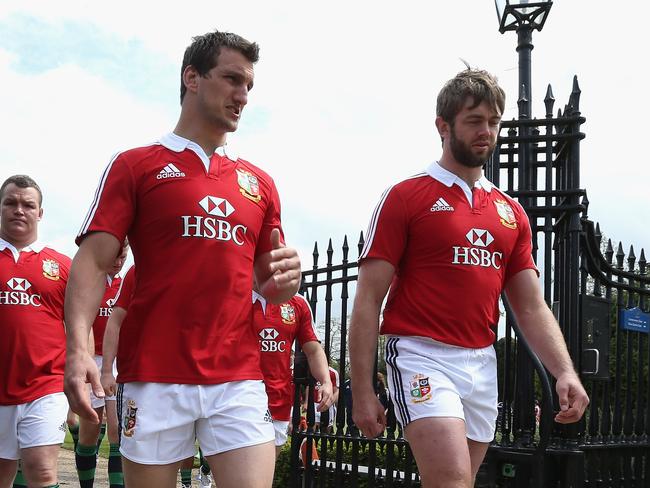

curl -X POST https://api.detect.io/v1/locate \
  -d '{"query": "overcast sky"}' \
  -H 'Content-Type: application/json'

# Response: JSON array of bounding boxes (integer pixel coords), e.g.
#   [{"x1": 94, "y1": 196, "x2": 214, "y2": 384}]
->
[{"x1": 1, "y1": 0, "x2": 647, "y2": 269}]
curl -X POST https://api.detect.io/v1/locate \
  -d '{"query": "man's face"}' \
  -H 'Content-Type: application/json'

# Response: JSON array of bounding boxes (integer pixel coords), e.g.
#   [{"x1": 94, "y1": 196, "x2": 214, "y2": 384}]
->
[
  {"x1": 0, "y1": 184, "x2": 42, "y2": 246},
  {"x1": 447, "y1": 98, "x2": 501, "y2": 168},
  {"x1": 195, "y1": 48, "x2": 255, "y2": 133}
]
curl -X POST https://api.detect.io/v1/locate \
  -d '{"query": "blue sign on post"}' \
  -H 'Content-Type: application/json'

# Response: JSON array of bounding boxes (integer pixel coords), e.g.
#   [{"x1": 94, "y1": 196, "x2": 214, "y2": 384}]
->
[{"x1": 620, "y1": 307, "x2": 650, "y2": 334}]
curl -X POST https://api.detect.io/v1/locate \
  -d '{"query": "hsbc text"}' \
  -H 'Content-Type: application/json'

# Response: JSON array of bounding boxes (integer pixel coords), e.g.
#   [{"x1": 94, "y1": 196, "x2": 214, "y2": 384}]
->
[
  {"x1": 181, "y1": 216, "x2": 247, "y2": 246},
  {"x1": 0, "y1": 291, "x2": 42, "y2": 307},
  {"x1": 452, "y1": 247, "x2": 503, "y2": 269},
  {"x1": 260, "y1": 340, "x2": 287, "y2": 352}
]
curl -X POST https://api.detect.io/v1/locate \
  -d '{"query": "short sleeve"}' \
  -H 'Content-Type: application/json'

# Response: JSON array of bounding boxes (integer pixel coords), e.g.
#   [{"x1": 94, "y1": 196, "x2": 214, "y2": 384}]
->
[
  {"x1": 76, "y1": 152, "x2": 136, "y2": 246},
  {"x1": 505, "y1": 202, "x2": 539, "y2": 281},
  {"x1": 294, "y1": 295, "x2": 319, "y2": 346},
  {"x1": 359, "y1": 185, "x2": 409, "y2": 267}
]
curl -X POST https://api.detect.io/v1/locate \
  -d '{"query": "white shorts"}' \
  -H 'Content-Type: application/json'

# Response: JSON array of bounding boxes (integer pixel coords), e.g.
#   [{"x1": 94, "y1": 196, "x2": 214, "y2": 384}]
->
[
  {"x1": 0, "y1": 392, "x2": 69, "y2": 459},
  {"x1": 118, "y1": 381, "x2": 274, "y2": 464},
  {"x1": 272, "y1": 420, "x2": 290, "y2": 446},
  {"x1": 385, "y1": 336, "x2": 498, "y2": 443},
  {"x1": 91, "y1": 355, "x2": 117, "y2": 408}
]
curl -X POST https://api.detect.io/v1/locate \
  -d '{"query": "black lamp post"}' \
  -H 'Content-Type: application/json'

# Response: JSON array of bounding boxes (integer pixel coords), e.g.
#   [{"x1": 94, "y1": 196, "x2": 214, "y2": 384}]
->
[{"x1": 495, "y1": 0, "x2": 553, "y2": 118}]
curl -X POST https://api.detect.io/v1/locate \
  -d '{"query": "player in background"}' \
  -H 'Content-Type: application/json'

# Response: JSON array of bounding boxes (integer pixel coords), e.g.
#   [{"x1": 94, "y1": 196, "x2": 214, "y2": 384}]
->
[
  {"x1": 0, "y1": 175, "x2": 71, "y2": 488},
  {"x1": 252, "y1": 289, "x2": 334, "y2": 457}
]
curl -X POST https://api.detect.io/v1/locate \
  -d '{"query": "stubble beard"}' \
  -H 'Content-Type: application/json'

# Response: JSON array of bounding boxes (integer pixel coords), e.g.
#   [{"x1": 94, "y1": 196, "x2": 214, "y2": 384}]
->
[{"x1": 449, "y1": 127, "x2": 495, "y2": 169}]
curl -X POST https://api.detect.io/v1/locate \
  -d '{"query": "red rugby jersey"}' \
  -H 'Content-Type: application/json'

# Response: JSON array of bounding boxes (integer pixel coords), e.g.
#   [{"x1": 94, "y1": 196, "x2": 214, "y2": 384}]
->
[
  {"x1": 92, "y1": 275, "x2": 122, "y2": 356},
  {"x1": 361, "y1": 162, "x2": 537, "y2": 348},
  {"x1": 253, "y1": 292, "x2": 319, "y2": 421},
  {"x1": 78, "y1": 133, "x2": 284, "y2": 384},
  {"x1": 114, "y1": 265, "x2": 135, "y2": 311},
  {"x1": 0, "y1": 239, "x2": 71, "y2": 405}
]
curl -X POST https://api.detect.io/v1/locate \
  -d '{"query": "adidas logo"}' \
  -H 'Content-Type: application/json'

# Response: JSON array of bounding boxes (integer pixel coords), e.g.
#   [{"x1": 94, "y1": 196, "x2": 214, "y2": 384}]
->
[
  {"x1": 430, "y1": 197, "x2": 454, "y2": 212},
  {"x1": 156, "y1": 163, "x2": 186, "y2": 180}
]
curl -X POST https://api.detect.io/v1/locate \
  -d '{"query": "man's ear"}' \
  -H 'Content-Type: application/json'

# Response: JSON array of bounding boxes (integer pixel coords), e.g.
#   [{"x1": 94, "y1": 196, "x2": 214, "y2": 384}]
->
[{"x1": 182, "y1": 65, "x2": 200, "y2": 96}]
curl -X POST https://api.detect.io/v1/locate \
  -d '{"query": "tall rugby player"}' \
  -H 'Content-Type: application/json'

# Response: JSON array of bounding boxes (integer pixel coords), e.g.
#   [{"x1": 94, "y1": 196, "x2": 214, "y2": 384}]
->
[{"x1": 64, "y1": 30, "x2": 301, "y2": 488}]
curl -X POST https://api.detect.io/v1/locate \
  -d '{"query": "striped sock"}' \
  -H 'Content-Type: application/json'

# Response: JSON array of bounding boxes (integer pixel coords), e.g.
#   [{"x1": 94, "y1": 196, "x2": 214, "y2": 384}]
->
[
  {"x1": 12, "y1": 468, "x2": 27, "y2": 487},
  {"x1": 96, "y1": 423, "x2": 106, "y2": 453},
  {"x1": 75, "y1": 443, "x2": 97, "y2": 487},
  {"x1": 69, "y1": 423, "x2": 80, "y2": 450},
  {"x1": 108, "y1": 443, "x2": 124, "y2": 487},
  {"x1": 180, "y1": 468, "x2": 192, "y2": 486}
]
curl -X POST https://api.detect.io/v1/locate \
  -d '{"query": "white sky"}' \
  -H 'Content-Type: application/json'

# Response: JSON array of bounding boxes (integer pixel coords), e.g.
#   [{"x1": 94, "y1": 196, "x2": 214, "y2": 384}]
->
[{"x1": 1, "y1": 0, "x2": 647, "y2": 268}]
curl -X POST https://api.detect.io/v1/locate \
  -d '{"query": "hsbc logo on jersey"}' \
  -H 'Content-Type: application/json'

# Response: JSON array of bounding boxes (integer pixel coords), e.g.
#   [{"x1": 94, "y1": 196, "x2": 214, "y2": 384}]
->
[
  {"x1": 452, "y1": 228, "x2": 503, "y2": 269},
  {"x1": 0, "y1": 277, "x2": 42, "y2": 307},
  {"x1": 259, "y1": 327, "x2": 287, "y2": 352},
  {"x1": 199, "y1": 196, "x2": 234, "y2": 217},
  {"x1": 181, "y1": 196, "x2": 247, "y2": 246}
]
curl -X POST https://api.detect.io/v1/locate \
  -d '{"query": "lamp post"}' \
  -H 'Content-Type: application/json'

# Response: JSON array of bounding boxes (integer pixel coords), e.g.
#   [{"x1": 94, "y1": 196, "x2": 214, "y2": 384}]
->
[{"x1": 494, "y1": 0, "x2": 553, "y2": 118}]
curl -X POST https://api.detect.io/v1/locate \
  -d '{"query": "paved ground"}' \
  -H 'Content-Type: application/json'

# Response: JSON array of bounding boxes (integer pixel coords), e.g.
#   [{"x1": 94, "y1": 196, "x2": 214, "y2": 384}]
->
[{"x1": 57, "y1": 447, "x2": 207, "y2": 487}]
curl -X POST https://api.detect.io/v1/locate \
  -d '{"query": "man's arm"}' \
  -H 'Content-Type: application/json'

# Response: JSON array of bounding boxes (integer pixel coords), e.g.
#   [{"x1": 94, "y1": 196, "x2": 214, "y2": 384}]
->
[
  {"x1": 505, "y1": 268, "x2": 589, "y2": 423},
  {"x1": 100, "y1": 306, "x2": 126, "y2": 397},
  {"x1": 254, "y1": 228, "x2": 301, "y2": 304},
  {"x1": 64, "y1": 232, "x2": 121, "y2": 422},
  {"x1": 349, "y1": 258, "x2": 394, "y2": 438},
  {"x1": 302, "y1": 341, "x2": 334, "y2": 412}
]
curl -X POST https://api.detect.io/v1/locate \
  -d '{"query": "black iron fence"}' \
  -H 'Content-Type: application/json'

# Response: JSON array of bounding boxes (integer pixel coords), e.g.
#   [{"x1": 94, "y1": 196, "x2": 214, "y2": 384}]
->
[{"x1": 287, "y1": 77, "x2": 649, "y2": 487}]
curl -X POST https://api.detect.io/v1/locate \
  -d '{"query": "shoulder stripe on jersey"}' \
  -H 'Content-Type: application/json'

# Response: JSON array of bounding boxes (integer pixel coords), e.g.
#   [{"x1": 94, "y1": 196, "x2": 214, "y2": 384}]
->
[
  {"x1": 294, "y1": 293, "x2": 319, "y2": 339},
  {"x1": 78, "y1": 142, "x2": 161, "y2": 238},
  {"x1": 360, "y1": 173, "x2": 427, "y2": 259},
  {"x1": 386, "y1": 337, "x2": 411, "y2": 425},
  {"x1": 78, "y1": 152, "x2": 122, "y2": 237}
]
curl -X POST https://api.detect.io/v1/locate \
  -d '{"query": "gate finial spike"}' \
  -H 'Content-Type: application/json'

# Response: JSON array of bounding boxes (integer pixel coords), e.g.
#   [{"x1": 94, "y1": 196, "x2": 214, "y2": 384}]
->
[
  {"x1": 570, "y1": 75, "x2": 582, "y2": 112},
  {"x1": 544, "y1": 84, "x2": 555, "y2": 118}
]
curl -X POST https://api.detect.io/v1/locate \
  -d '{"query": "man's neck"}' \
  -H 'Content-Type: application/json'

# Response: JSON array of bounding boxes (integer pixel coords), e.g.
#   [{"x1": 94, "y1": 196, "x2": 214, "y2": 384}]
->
[
  {"x1": 0, "y1": 233, "x2": 37, "y2": 252},
  {"x1": 437, "y1": 154, "x2": 484, "y2": 188},
  {"x1": 174, "y1": 115, "x2": 227, "y2": 157}
]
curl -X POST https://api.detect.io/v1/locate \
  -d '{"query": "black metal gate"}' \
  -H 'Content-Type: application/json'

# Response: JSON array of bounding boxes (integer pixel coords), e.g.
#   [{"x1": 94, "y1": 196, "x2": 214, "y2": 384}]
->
[{"x1": 287, "y1": 77, "x2": 649, "y2": 487}]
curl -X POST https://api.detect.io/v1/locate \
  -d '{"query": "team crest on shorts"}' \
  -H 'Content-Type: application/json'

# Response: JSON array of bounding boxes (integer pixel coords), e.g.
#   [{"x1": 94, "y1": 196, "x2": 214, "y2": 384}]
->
[
  {"x1": 410, "y1": 374, "x2": 432, "y2": 403},
  {"x1": 494, "y1": 200, "x2": 517, "y2": 229},
  {"x1": 42, "y1": 259, "x2": 60, "y2": 280},
  {"x1": 236, "y1": 169, "x2": 261, "y2": 203},
  {"x1": 280, "y1": 304, "x2": 296, "y2": 324},
  {"x1": 123, "y1": 399, "x2": 138, "y2": 437}
]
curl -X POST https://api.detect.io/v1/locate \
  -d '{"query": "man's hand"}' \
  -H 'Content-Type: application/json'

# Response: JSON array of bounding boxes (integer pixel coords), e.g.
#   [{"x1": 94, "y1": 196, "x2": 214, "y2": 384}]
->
[
  {"x1": 352, "y1": 391, "x2": 387, "y2": 438},
  {"x1": 64, "y1": 351, "x2": 103, "y2": 423},
  {"x1": 100, "y1": 369, "x2": 117, "y2": 398},
  {"x1": 315, "y1": 380, "x2": 335, "y2": 412},
  {"x1": 257, "y1": 229, "x2": 301, "y2": 303},
  {"x1": 554, "y1": 372, "x2": 589, "y2": 424}
]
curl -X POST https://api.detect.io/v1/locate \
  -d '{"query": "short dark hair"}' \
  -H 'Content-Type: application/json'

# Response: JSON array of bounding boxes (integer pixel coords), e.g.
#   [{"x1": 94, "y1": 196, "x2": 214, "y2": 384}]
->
[
  {"x1": 436, "y1": 69, "x2": 506, "y2": 124},
  {"x1": 0, "y1": 175, "x2": 43, "y2": 206},
  {"x1": 180, "y1": 30, "x2": 260, "y2": 103}
]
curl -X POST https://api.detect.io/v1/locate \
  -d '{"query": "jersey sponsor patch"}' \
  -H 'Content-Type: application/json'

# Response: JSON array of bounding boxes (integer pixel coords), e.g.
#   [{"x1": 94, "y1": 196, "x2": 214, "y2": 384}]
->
[
  {"x1": 410, "y1": 374, "x2": 432, "y2": 403},
  {"x1": 123, "y1": 399, "x2": 138, "y2": 437},
  {"x1": 42, "y1": 259, "x2": 60, "y2": 280},
  {"x1": 236, "y1": 169, "x2": 261, "y2": 203},
  {"x1": 280, "y1": 304, "x2": 296, "y2": 324},
  {"x1": 494, "y1": 199, "x2": 517, "y2": 229}
]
